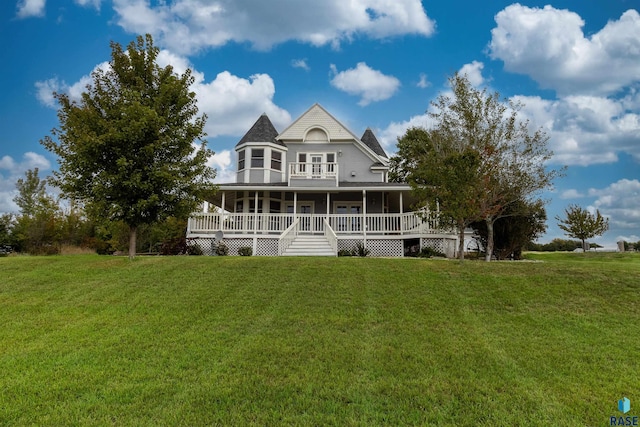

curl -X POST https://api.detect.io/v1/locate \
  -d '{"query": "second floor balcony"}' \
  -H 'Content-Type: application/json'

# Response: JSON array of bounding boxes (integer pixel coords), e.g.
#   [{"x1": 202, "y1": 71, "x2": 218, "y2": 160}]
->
[{"x1": 288, "y1": 162, "x2": 338, "y2": 186}]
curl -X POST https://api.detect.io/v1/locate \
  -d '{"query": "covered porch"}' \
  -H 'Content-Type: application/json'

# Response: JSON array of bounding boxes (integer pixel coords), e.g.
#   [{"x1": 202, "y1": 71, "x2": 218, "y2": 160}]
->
[
  {"x1": 186, "y1": 183, "x2": 456, "y2": 257},
  {"x1": 187, "y1": 183, "x2": 441, "y2": 237}
]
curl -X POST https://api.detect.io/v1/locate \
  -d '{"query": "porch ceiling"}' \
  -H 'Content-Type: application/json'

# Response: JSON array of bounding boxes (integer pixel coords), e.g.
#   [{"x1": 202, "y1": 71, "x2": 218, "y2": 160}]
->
[{"x1": 206, "y1": 182, "x2": 420, "y2": 211}]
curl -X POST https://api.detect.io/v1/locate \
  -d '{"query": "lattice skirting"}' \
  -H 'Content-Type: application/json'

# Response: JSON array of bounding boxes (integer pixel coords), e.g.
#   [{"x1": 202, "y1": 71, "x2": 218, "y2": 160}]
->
[
  {"x1": 338, "y1": 238, "x2": 403, "y2": 257},
  {"x1": 256, "y1": 239, "x2": 278, "y2": 256},
  {"x1": 189, "y1": 236, "x2": 451, "y2": 258},
  {"x1": 338, "y1": 239, "x2": 362, "y2": 253},
  {"x1": 187, "y1": 237, "x2": 278, "y2": 256},
  {"x1": 422, "y1": 237, "x2": 456, "y2": 258},
  {"x1": 367, "y1": 239, "x2": 404, "y2": 257},
  {"x1": 187, "y1": 238, "x2": 253, "y2": 256}
]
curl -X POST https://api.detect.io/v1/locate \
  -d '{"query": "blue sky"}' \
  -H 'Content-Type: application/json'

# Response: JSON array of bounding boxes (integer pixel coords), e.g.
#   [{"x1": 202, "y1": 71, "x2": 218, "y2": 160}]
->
[{"x1": 1, "y1": 0, "x2": 639, "y2": 248}]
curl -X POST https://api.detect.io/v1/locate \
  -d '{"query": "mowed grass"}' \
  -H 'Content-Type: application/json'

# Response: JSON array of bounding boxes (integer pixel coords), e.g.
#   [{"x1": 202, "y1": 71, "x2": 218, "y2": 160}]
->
[{"x1": 0, "y1": 253, "x2": 638, "y2": 426}]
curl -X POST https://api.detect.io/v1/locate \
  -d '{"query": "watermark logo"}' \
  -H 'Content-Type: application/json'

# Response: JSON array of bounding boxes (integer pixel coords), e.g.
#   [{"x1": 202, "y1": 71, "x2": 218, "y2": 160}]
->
[{"x1": 610, "y1": 397, "x2": 638, "y2": 426}]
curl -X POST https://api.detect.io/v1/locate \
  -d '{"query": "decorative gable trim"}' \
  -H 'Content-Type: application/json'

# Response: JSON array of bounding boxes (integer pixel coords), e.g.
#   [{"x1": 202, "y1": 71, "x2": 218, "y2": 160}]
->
[{"x1": 277, "y1": 103, "x2": 388, "y2": 165}]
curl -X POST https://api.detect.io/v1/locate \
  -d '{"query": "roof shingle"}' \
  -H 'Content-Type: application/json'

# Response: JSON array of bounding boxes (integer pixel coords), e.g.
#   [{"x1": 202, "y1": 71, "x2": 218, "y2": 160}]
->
[
  {"x1": 236, "y1": 114, "x2": 284, "y2": 147},
  {"x1": 361, "y1": 128, "x2": 387, "y2": 158}
]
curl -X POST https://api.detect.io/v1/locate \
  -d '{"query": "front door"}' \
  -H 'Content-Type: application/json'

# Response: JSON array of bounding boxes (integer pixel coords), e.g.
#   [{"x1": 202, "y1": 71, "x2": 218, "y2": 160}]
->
[{"x1": 286, "y1": 203, "x2": 314, "y2": 232}]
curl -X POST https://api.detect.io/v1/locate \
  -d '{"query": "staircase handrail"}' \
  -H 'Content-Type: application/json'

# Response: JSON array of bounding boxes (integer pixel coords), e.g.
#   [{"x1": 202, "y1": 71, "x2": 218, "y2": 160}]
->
[
  {"x1": 323, "y1": 218, "x2": 338, "y2": 256},
  {"x1": 278, "y1": 218, "x2": 300, "y2": 255}
]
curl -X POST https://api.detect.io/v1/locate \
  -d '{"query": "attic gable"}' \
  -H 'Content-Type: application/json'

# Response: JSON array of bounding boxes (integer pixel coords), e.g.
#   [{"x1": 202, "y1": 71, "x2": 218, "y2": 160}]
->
[
  {"x1": 277, "y1": 104, "x2": 357, "y2": 142},
  {"x1": 236, "y1": 113, "x2": 284, "y2": 147}
]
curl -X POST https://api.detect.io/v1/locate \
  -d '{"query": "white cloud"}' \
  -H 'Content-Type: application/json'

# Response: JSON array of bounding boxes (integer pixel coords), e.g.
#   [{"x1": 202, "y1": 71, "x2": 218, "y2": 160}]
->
[
  {"x1": 195, "y1": 71, "x2": 291, "y2": 137},
  {"x1": 330, "y1": 62, "x2": 400, "y2": 106},
  {"x1": 514, "y1": 94, "x2": 640, "y2": 166},
  {"x1": 377, "y1": 113, "x2": 432, "y2": 154},
  {"x1": 458, "y1": 61, "x2": 485, "y2": 87},
  {"x1": 559, "y1": 189, "x2": 585, "y2": 199},
  {"x1": 0, "y1": 152, "x2": 52, "y2": 214},
  {"x1": 118, "y1": 50, "x2": 292, "y2": 138},
  {"x1": 417, "y1": 73, "x2": 430, "y2": 89},
  {"x1": 73, "y1": 0, "x2": 101, "y2": 9},
  {"x1": 207, "y1": 150, "x2": 235, "y2": 184},
  {"x1": 35, "y1": 62, "x2": 109, "y2": 108},
  {"x1": 587, "y1": 179, "x2": 640, "y2": 229},
  {"x1": 291, "y1": 59, "x2": 310, "y2": 71},
  {"x1": 35, "y1": 78, "x2": 60, "y2": 108},
  {"x1": 112, "y1": 0, "x2": 435, "y2": 54},
  {"x1": 16, "y1": 0, "x2": 46, "y2": 18},
  {"x1": 489, "y1": 5, "x2": 640, "y2": 96}
]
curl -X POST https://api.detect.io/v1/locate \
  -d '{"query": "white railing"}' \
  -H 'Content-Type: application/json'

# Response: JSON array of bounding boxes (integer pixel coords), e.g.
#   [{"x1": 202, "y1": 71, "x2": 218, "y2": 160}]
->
[
  {"x1": 278, "y1": 218, "x2": 300, "y2": 255},
  {"x1": 296, "y1": 214, "x2": 325, "y2": 233},
  {"x1": 289, "y1": 162, "x2": 338, "y2": 181},
  {"x1": 188, "y1": 211, "x2": 440, "y2": 236},
  {"x1": 323, "y1": 218, "x2": 338, "y2": 255}
]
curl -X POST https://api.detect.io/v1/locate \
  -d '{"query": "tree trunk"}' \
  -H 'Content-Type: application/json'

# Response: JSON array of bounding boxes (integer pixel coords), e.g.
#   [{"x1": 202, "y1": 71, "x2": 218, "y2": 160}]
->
[
  {"x1": 457, "y1": 221, "x2": 465, "y2": 261},
  {"x1": 485, "y1": 218, "x2": 494, "y2": 262},
  {"x1": 128, "y1": 225, "x2": 137, "y2": 259}
]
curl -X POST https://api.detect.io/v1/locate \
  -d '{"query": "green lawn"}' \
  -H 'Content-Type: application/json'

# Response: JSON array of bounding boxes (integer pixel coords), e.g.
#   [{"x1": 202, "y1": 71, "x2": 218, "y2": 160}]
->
[{"x1": 1, "y1": 253, "x2": 638, "y2": 426}]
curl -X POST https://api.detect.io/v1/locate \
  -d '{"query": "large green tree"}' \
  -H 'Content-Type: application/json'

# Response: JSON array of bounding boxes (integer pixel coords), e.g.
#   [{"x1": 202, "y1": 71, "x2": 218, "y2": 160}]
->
[
  {"x1": 392, "y1": 127, "x2": 484, "y2": 260},
  {"x1": 556, "y1": 205, "x2": 609, "y2": 252},
  {"x1": 392, "y1": 73, "x2": 563, "y2": 261},
  {"x1": 42, "y1": 34, "x2": 215, "y2": 258}
]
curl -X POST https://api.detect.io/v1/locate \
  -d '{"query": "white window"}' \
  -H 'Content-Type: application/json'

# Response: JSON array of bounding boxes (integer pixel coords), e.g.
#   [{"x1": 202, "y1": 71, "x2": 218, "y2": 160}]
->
[
  {"x1": 271, "y1": 150, "x2": 282, "y2": 171},
  {"x1": 251, "y1": 149, "x2": 264, "y2": 168},
  {"x1": 238, "y1": 150, "x2": 245, "y2": 170}
]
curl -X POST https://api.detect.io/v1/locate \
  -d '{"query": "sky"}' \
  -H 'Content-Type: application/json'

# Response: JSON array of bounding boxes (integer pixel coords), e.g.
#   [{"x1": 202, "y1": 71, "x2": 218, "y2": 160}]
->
[{"x1": 1, "y1": 0, "x2": 639, "y2": 248}]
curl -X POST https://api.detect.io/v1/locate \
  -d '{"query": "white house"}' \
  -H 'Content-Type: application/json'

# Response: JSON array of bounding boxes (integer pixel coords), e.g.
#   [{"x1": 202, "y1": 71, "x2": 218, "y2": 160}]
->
[{"x1": 187, "y1": 103, "x2": 457, "y2": 256}]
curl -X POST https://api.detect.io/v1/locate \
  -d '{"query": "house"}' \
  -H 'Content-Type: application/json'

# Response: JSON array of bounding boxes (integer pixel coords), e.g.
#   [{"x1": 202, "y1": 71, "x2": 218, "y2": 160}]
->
[{"x1": 187, "y1": 103, "x2": 457, "y2": 257}]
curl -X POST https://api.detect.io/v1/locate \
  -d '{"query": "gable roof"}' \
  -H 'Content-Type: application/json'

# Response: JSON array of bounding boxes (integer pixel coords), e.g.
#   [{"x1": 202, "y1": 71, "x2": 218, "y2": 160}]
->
[
  {"x1": 276, "y1": 103, "x2": 388, "y2": 165},
  {"x1": 361, "y1": 128, "x2": 387, "y2": 158},
  {"x1": 277, "y1": 103, "x2": 357, "y2": 142},
  {"x1": 236, "y1": 113, "x2": 284, "y2": 147}
]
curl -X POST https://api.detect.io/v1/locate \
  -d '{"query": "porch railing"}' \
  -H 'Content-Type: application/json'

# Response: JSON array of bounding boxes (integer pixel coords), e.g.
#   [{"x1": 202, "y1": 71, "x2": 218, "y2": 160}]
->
[{"x1": 188, "y1": 211, "x2": 440, "y2": 236}]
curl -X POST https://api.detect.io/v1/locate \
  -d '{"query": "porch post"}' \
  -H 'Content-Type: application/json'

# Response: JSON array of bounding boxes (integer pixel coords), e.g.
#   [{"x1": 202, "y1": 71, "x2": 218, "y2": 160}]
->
[
  {"x1": 326, "y1": 192, "x2": 330, "y2": 218},
  {"x1": 362, "y1": 189, "x2": 367, "y2": 246},
  {"x1": 400, "y1": 192, "x2": 404, "y2": 234},
  {"x1": 253, "y1": 191, "x2": 258, "y2": 254},
  {"x1": 293, "y1": 192, "x2": 298, "y2": 219},
  {"x1": 203, "y1": 201, "x2": 209, "y2": 213},
  {"x1": 220, "y1": 191, "x2": 226, "y2": 232}
]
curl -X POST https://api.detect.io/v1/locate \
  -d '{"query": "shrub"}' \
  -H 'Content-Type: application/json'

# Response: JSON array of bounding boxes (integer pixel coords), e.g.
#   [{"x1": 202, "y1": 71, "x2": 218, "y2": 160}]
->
[
  {"x1": 338, "y1": 249, "x2": 353, "y2": 257},
  {"x1": 160, "y1": 237, "x2": 188, "y2": 255},
  {"x1": 418, "y1": 246, "x2": 445, "y2": 258},
  {"x1": 187, "y1": 244, "x2": 203, "y2": 256},
  {"x1": 238, "y1": 246, "x2": 252, "y2": 256},
  {"x1": 214, "y1": 241, "x2": 229, "y2": 256},
  {"x1": 354, "y1": 242, "x2": 370, "y2": 257}
]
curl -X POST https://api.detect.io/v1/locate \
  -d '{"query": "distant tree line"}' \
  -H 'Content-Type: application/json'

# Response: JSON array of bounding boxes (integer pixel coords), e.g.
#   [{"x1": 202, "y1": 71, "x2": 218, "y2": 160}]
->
[{"x1": 0, "y1": 168, "x2": 193, "y2": 256}]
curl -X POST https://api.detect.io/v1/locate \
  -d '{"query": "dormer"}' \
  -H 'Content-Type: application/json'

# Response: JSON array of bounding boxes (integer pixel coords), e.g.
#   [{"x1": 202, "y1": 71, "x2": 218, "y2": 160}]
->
[{"x1": 235, "y1": 114, "x2": 287, "y2": 184}]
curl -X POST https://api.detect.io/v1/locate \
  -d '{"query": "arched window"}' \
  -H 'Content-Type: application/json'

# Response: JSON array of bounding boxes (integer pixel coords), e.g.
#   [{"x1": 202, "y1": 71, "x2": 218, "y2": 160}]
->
[{"x1": 304, "y1": 128, "x2": 329, "y2": 143}]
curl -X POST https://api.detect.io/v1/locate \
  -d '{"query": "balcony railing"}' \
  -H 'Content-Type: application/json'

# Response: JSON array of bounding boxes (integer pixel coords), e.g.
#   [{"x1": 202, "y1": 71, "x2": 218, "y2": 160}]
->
[
  {"x1": 288, "y1": 162, "x2": 338, "y2": 184},
  {"x1": 187, "y1": 211, "x2": 441, "y2": 236}
]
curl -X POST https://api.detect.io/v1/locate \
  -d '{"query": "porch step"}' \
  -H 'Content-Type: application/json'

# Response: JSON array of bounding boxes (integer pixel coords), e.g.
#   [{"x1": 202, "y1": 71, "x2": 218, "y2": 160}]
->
[{"x1": 282, "y1": 235, "x2": 336, "y2": 257}]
